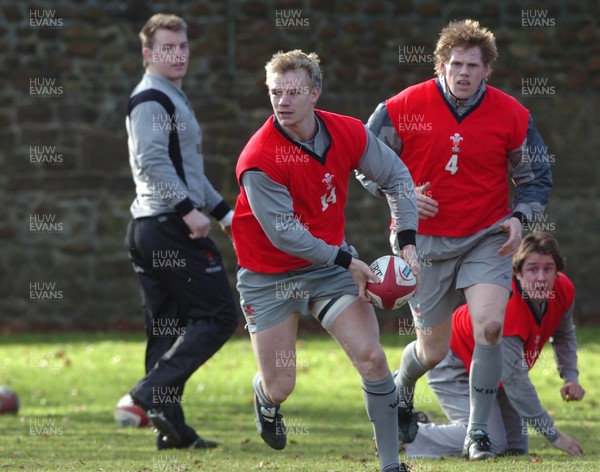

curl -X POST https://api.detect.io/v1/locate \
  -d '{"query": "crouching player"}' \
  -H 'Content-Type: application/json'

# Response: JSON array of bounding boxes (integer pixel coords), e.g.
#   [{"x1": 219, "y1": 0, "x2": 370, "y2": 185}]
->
[{"x1": 404, "y1": 232, "x2": 585, "y2": 458}]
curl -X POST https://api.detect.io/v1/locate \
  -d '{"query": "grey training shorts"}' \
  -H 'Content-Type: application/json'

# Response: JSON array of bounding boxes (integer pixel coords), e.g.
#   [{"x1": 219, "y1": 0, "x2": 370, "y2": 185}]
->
[
  {"x1": 237, "y1": 262, "x2": 360, "y2": 333},
  {"x1": 409, "y1": 219, "x2": 513, "y2": 330}
]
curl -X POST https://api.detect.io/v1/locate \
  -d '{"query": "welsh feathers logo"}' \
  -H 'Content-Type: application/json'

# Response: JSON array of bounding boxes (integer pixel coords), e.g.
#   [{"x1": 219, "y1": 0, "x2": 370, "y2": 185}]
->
[
  {"x1": 322, "y1": 172, "x2": 334, "y2": 189},
  {"x1": 244, "y1": 305, "x2": 256, "y2": 326},
  {"x1": 450, "y1": 132, "x2": 463, "y2": 153}
]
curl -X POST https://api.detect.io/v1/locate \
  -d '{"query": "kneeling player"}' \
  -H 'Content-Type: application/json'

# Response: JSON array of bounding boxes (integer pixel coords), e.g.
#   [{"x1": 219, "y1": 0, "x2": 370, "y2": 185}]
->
[{"x1": 404, "y1": 232, "x2": 585, "y2": 458}]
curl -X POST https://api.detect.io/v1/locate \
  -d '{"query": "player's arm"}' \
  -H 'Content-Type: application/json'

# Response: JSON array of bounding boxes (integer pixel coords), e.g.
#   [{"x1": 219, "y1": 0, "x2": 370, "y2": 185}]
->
[
  {"x1": 356, "y1": 128, "x2": 419, "y2": 276},
  {"x1": 355, "y1": 102, "x2": 403, "y2": 199},
  {"x1": 199, "y1": 175, "x2": 234, "y2": 236},
  {"x1": 366, "y1": 101, "x2": 404, "y2": 155},
  {"x1": 550, "y1": 302, "x2": 585, "y2": 401},
  {"x1": 501, "y1": 336, "x2": 582, "y2": 454},
  {"x1": 500, "y1": 115, "x2": 552, "y2": 255},
  {"x1": 357, "y1": 103, "x2": 438, "y2": 221},
  {"x1": 508, "y1": 114, "x2": 553, "y2": 224}
]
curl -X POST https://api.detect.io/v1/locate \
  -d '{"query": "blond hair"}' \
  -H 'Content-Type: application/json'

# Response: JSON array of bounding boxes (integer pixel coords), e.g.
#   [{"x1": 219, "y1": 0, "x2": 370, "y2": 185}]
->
[
  {"x1": 265, "y1": 49, "x2": 323, "y2": 90},
  {"x1": 434, "y1": 19, "x2": 497, "y2": 76}
]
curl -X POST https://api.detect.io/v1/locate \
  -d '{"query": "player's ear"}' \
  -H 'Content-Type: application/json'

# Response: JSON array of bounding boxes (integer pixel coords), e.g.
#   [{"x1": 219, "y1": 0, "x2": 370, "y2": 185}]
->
[
  {"x1": 484, "y1": 64, "x2": 491, "y2": 81},
  {"x1": 311, "y1": 87, "x2": 321, "y2": 105},
  {"x1": 142, "y1": 47, "x2": 153, "y2": 66},
  {"x1": 439, "y1": 61, "x2": 447, "y2": 76}
]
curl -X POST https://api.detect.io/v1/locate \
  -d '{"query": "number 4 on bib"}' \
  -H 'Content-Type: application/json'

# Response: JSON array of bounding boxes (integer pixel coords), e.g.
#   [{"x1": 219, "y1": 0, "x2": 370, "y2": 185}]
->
[{"x1": 445, "y1": 154, "x2": 458, "y2": 175}]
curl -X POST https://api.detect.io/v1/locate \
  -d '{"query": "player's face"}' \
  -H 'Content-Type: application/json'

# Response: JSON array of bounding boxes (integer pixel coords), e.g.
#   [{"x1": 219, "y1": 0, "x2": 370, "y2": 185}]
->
[
  {"x1": 516, "y1": 253, "x2": 558, "y2": 304},
  {"x1": 440, "y1": 46, "x2": 490, "y2": 100},
  {"x1": 267, "y1": 69, "x2": 320, "y2": 141},
  {"x1": 144, "y1": 28, "x2": 189, "y2": 86}
]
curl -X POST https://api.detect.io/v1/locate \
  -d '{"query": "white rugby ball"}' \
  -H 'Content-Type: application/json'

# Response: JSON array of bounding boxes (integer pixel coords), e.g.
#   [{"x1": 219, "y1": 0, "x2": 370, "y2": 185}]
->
[
  {"x1": 114, "y1": 393, "x2": 149, "y2": 428},
  {"x1": 366, "y1": 255, "x2": 416, "y2": 310}
]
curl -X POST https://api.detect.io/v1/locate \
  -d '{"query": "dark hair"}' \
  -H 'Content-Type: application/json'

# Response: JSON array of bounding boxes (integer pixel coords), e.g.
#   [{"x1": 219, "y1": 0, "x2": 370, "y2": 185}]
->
[{"x1": 512, "y1": 231, "x2": 564, "y2": 275}]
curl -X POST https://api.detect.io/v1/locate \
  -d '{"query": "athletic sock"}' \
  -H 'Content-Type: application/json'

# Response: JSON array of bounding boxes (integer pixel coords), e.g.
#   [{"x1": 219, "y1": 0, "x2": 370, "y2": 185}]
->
[
  {"x1": 252, "y1": 372, "x2": 279, "y2": 409},
  {"x1": 395, "y1": 340, "x2": 428, "y2": 405},
  {"x1": 468, "y1": 343, "x2": 502, "y2": 434},
  {"x1": 363, "y1": 374, "x2": 399, "y2": 471}
]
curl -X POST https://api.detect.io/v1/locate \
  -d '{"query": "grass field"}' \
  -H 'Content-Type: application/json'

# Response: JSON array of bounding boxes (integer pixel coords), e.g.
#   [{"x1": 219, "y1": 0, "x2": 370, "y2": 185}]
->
[{"x1": 0, "y1": 326, "x2": 599, "y2": 471}]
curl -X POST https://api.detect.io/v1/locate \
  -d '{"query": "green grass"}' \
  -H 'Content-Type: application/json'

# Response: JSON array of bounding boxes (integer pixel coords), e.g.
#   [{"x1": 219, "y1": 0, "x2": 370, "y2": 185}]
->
[{"x1": 0, "y1": 327, "x2": 599, "y2": 471}]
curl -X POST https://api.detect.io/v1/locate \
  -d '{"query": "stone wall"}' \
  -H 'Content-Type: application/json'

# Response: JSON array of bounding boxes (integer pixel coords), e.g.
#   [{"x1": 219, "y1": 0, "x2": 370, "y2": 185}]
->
[{"x1": 1, "y1": 0, "x2": 598, "y2": 330}]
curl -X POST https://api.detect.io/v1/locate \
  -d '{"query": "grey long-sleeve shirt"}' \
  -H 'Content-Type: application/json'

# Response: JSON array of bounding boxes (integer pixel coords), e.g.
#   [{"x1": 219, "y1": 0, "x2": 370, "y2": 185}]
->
[
  {"x1": 126, "y1": 73, "x2": 229, "y2": 220},
  {"x1": 501, "y1": 302, "x2": 578, "y2": 442},
  {"x1": 241, "y1": 119, "x2": 418, "y2": 267}
]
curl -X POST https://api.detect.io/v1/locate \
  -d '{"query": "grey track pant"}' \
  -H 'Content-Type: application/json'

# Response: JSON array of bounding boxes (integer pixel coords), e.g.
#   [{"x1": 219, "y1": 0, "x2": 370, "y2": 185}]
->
[{"x1": 405, "y1": 350, "x2": 528, "y2": 458}]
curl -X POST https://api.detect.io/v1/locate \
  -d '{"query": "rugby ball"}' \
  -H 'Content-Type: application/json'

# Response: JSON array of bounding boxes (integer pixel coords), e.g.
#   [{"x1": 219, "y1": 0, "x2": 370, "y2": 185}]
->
[
  {"x1": 0, "y1": 386, "x2": 19, "y2": 414},
  {"x1": 366, "y1": 255, "x2": 416, "y2": 310},
  {"x1": 114, "y1": 393, "x2": 149, "y2": 428}
]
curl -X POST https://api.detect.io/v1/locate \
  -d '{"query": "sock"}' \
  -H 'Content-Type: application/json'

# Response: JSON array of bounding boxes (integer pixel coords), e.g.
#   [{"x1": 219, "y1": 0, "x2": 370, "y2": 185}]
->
[
  {"x1": 363, "y1": 374, "x2": 399, "y2": 471},
  {"x1": 395, "y1": 340, "x2": 428, "y2": 405},
  {"x1": 252, "y1": 372, "x2": 279, "y2": 408},
  {"x1": 468, "y1": 343, "x2": 502, "y2": 434}
]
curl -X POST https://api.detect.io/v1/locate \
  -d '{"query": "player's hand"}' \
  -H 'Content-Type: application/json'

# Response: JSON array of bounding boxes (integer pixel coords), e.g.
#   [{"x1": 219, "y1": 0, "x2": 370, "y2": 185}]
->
[
  {"x1": 218, "y1": 210, "x2": 234, "y2": 242},
  {"x1": 221, "y1": 224, "x2": 233, "y2": 239},
  {"x1": 415, "y1": 182, "x2": 438, "y2": 220},
  {"x1": 561, "y1": 381, "x2": 585, "y2": 402},
  {"x1": 348, "y1": 258, "x2": 380, "y2": 302},
  {"x1": 183, "y1": 208, "x2": 211, "y2": 239},
  {"x1": 498, "y1": 217, "x2": 522, "y2": 256},
  {"x1": 400, "y1": 244, "x2": 420, "y2": 292},
  {"x1": 551, "y1": 432, "x2": 583, "y2": 456}
]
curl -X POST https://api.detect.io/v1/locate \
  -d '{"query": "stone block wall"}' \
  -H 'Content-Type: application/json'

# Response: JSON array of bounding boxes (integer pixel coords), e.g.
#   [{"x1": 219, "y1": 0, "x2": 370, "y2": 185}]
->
[{"x1": 1, "y1": 0, "x2": 598, "y2": 329}]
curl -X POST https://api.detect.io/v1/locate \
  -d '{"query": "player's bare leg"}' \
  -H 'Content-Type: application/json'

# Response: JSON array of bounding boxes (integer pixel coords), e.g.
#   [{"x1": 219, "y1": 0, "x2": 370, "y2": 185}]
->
[
  {"x1": 415, "y1": 316, "x2": 453, "y2": 368},
  {"x1": 249, "y1": 311, "x2": 300, "y2": 450},
  {"x1": 328, "y1": 299, "x2": 405, "y2": 472},
  {"x1": 463, "y1": 283, "x2": 509, "y2": 460}
]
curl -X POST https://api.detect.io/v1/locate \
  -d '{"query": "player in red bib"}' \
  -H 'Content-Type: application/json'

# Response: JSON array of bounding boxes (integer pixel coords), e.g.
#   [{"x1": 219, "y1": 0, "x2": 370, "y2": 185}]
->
[
  {"x1": 404, "y1": 232, "x2": 585, "y2": 458},
  {"x1": 232, "y1": 50, "x2": 418, "y2": 472},
  {"x1": 362, "y1": 20, "x2": 553, "y2": 459}
]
